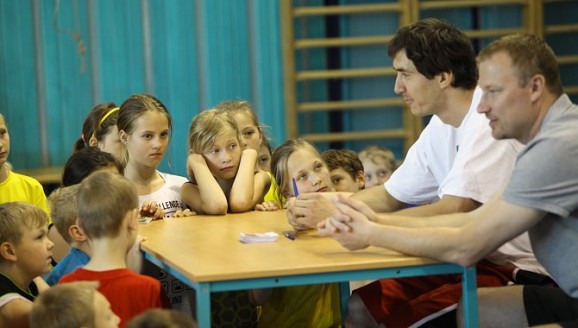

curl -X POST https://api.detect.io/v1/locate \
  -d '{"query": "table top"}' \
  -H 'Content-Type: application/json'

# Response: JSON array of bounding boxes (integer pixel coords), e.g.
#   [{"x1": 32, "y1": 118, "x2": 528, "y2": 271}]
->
[{"x1": 139, "y1": 210, "x2": 440, "y2": 283}]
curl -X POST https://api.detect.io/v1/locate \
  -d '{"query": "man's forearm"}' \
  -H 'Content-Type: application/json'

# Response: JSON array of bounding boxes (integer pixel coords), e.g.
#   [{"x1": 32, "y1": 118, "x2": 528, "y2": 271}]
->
[{"x1": 351, "y1": 186, "x2": 405, "y2": 212}]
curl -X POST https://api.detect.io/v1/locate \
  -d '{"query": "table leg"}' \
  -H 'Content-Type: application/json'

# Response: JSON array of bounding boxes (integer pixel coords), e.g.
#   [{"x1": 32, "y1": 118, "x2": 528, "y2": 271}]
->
[
  {"x1": 338, "y1": 281, "x2": 351, "y2": 323},
  {"x1": 461, "y1": 266, "x2": 479, "y2": 328},
  {"x1": 196, "y1": 283, "x2": 211, "y2": 328}
]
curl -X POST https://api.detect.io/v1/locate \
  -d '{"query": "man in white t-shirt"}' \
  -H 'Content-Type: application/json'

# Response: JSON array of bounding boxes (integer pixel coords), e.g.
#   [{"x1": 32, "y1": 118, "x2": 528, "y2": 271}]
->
[{"x1": 287, "y1": 18, "x2": 548, "y2": 327}]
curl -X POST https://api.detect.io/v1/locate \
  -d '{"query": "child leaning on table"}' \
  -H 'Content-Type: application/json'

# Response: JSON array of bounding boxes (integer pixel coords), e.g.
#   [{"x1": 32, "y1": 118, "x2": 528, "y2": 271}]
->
[
  {"x1": 181, "y1": 108, "x2": 270, "y2": 214},
  {"x1": 59, "y1": 171, "x2": 168, "y2": 328},
  {"x1": 255, "y1": 138, "x2": 342, "y2": 328},
  {"x1": 30, "y1": 281, "x2": 120, "y2": 328},
  {"x1": 0, "y1": 202, "x2": 53, "y2": 328},
  {"x1": 214, "y1": 100, "x2": 281, "y2": 210}
]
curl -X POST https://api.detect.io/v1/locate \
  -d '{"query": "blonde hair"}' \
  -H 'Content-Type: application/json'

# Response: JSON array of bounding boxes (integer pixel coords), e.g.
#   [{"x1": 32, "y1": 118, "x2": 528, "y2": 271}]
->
[
  {"x1": 0, "y1": 202, "x2": 47, "y2": 247},
  {"x1": 77, "y1": 171, "x2": 138, "y2": 239},
  {"x1": 358, "y1": 145, "x2": 397, "y2": 172},
  {"x1": 187, "y1": 109, "x2": 241, "y2": 154},
  {"x1": 30, "y1": 281, "x2": 99, "y2": 328},
  {"x1": 478, "y1": 33, "x2": 563, "y2": 95},
  {"x1": 271, "y1": 138, "x2": 323, "y2": 198},
  {"x1": 48, "y1": 185, "x2": 81, "y2": 244}
]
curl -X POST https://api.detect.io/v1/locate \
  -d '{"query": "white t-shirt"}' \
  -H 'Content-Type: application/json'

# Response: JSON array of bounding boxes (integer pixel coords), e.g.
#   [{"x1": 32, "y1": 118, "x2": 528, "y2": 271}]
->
[
  {"x1": 385, "y1": 88, "x2": 547, "y2": 275},
  {"x1": 138, "y1": 171, "x2": 188, "y2": 218}
]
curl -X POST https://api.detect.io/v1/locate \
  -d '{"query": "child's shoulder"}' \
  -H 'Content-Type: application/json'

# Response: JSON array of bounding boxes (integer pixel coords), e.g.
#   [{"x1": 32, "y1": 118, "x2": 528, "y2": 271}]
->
[
  {"x1": 0, "y1": 272, "x2": 37, "y2": 303},
  {"x1": 157, "y1": 171, "x2": 188, "y2": 185},
  {"x1": 0, "y1": 170, "x2": 43, "y2": 191}
]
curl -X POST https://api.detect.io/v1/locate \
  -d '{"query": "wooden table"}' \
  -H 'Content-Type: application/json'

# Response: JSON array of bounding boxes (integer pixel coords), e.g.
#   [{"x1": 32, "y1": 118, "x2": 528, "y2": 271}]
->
[{"x1": 139, "y1": 211, "x2": 478, "y2": 328}]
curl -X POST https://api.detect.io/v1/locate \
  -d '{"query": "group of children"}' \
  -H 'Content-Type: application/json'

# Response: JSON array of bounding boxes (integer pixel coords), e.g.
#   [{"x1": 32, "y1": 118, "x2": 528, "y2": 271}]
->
[{"x1": 0, "y1": 96, "x2": 398, "y2": 327}]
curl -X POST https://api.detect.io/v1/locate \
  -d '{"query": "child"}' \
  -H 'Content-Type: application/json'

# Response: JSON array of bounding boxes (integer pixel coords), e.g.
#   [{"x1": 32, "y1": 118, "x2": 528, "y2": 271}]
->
[
  {"x1": 61, "y1": 147, "x2": 124, "y2": 187},
  {"x1": 0, "y1": 202, "x2": 53, "y2": 328},
  {"x1": 256, "y1": 138, "x2": 341, "y2": 327},
  {"x1": 30, "y1": 281, "x2": 120, "y2": 328},
  {"x1": 214, "y1": 101, "x2": 281, "y2": 210},
  {"x1": 59, "y1": 171, "x2": 167, "y2": 328},
  {"x1": 358, "y1": 145, "x2": 397, "y2": 188},
  {"x1": 118, "y1": 94, "x2": 194, "y2": 315},
  {"x1": 0, "y1": 113, "x2": 49, "y2": 213},
  {"x1": 43, "y1": 185, "x2": 88, "y2": 286},
  {"x1": 322, "y1": 148, "x2": 365, "y2": 192},
  {"x1": 118, "y1": 94, "x2": 193, "y2": 219},
  {"x1": 0, "y1": 113, "x2": 67, "y2": 264},
  {"x1": 258, "y1": 136, "x2": 273, "y2": 172},
  {"x1": 73, "y1": 102, "x2": 124, "y2": 160},
  {"x1": 181, "y1": 108, "x2": 270, "y2": 214},
  {"x1": 127, "y1": 309, "x2": 197, "y2": 328}
]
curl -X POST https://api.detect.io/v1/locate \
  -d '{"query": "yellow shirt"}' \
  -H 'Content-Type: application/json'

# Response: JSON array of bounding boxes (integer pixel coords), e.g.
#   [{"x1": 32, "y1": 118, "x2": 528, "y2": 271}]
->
[
  {"x1": 0, "y1": 170, "x2": 50, "y2": 221},
  {"x1": 258, "y1": 284, "x2": 341, "y2": 328},
  {"x1": 263, "y1": 173, "x2": 286, "y2": 207}
]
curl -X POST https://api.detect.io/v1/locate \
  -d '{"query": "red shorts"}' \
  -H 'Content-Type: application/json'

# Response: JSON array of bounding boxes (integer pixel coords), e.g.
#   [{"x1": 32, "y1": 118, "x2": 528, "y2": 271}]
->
[{"x1": 352, "y1": 260, "x2": 514, "y2": 328}]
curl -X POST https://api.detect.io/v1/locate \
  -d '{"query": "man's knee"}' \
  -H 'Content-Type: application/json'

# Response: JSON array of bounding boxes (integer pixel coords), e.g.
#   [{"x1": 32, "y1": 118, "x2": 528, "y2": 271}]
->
[{"x1": 346, "y1": 293, "x2": 382, "y2": 328}]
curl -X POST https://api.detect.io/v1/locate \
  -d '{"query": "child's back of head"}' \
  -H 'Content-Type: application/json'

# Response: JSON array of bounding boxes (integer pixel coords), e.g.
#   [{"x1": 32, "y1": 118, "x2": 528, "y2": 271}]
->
[
  {"x1": 62, "y1": 147, "x2": 124, "y2": 187},
  {"x1": 30, "y1": 281, "x2": 120, "y2": 328},
  {"x1": 48, "y1": 185, "x2": 81, "y2": 246},
  {"x1": 77, "y1": 171, "x2": 138, "y2": 240}
]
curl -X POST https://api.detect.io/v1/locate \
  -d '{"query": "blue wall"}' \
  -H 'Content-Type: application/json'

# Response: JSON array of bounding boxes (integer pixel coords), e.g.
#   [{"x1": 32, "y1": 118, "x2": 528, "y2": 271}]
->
[
  {"x1": 0, "y1": 0, "x2": 284, "y2": 177},
  {"x1": 1, "y1": 0, "x2": 577, "y2": 175}
]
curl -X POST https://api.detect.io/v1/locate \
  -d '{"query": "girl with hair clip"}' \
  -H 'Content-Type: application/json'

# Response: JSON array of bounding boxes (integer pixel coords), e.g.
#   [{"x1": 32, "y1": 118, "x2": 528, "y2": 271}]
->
[
  {"x1": 181, "y1": 108, "x2": 270, "y2": 214},
  {"x1": 214, "y1": 100, "x2": 281, "y2": 211},
  {"x1": 73, "y1": 102, "x2": 124, "y2": 160},
  {"x1": 117, "y1": 94, "x2": 193, "y2": 220},
  {"x1": 255, "y1": 138, "x2": 342, "y2": 328}
]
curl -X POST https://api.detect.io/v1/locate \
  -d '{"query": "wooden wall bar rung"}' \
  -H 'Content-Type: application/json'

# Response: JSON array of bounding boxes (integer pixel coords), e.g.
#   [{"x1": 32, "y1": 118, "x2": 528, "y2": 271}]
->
[
  {"x1": 563, "y1": 86, "x2": 578, "y2": 94},
  {"x1": 297, "y1": 67, "x2": 396, "y2": 80},
  {"x1": 299, "y1": 98, "x2": 404, "y2": 112},
  {"x1": 296, "y1": 35, "x2": 393, "y2": 49},
  {"x1": 301, "y1": 129, "x2": 408, "y2": 143},
  {"x1": 294, "y1": 3, "x2": 403, "y2": 17},
  {"x1": 545, "y1": 24, "x2": 578, "y2": 34},
  {"x1": 557, "y1": 55, "x2": 578, "y2": 65},
  {"x1": 419, "y1": 0, "x2": 527, "y2": 10},
  {"x1": 464, "y1": 28, "x2": 526, "y2": 38}
]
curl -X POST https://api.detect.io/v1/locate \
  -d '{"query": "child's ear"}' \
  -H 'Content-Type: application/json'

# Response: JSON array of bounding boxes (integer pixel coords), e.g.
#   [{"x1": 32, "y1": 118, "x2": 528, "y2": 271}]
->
[
  {"x1": 0, "y1": 242, "x2": 17, "y2": 262},
  {"x1": 119, "y1": 130, "x2": 129, "y2": 145},
  {"x1": 69, "y1": 222, "x2": 88, "y2": 242},
  {"x1": 125, "y1": 208, "x2": 139, "y2": 232},
  {"x1": 356, "y1": 171, "x2": 366, "y2": 190},
  {"x1": 88, "y1": 137, "x2": 99, "y2": 147}
]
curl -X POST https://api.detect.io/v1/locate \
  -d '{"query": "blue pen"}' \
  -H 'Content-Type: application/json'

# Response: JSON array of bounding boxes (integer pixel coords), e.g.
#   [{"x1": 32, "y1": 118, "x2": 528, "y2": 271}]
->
[{"x1": 292, "y1": 178, "x2": 299, "y2": 197}]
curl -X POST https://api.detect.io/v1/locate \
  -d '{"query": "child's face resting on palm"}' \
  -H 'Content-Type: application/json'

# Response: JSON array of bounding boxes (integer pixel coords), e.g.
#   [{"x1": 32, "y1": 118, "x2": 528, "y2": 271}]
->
[
  {"x1": 286, "y1": 147, "x2": 333, "y2": 196},
  {"x1": 202, "y1": 127, "x2": 242, "y2": 181}
]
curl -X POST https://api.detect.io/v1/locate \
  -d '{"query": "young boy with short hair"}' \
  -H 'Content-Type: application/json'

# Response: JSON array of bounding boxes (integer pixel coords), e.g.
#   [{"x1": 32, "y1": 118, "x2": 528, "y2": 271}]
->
[
  {"x1": 43, "y1": 185, "x2": 90, "y2": 286},
  {"x1": 0, "y1": 202, "x2": 53, "y2": 328},
  {"x1": 30, "y1": 281, "x2": 120, "y2": 328},
  {"x1": 321, "y1": 149, "x2": 365, "y2": 192},
  {"x1": 59, "y1": 171, "x2": 167, "y2": 327},
  {"x1": 358, "y1": 145, "x2": 397, "y2": 188}
]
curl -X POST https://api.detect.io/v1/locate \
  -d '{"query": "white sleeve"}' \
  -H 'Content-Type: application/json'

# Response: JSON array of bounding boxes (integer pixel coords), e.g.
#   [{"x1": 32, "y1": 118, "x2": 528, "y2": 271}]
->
[
  {"x1": 385, "y1": 116, "x2": 449, "y2": 205},
  {"x1": 439, "y1": 111, "x2": 521, "y2": 203}
]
